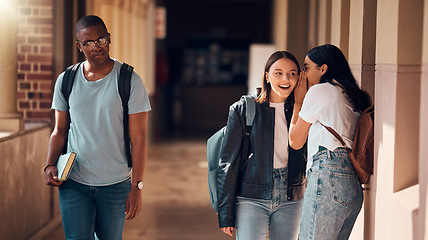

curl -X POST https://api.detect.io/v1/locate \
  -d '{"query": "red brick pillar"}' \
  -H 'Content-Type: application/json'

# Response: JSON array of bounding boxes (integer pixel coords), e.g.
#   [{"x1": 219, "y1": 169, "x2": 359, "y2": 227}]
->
[{"x1": 16, "y1": 0, "x2": 54, "y2": 123}]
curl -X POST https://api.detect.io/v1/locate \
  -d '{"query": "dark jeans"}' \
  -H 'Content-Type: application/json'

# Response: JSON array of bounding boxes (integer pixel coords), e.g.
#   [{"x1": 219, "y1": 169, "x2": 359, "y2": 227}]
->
[{"x1": 59, "y1": 179, "x2": 131, "y2": 240}]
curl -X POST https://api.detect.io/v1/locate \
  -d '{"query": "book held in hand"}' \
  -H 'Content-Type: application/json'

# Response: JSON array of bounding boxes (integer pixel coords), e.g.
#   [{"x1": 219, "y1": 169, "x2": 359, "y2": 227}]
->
[{"x1": 56, "y1": 152, "x2": 76, "y2": 181}]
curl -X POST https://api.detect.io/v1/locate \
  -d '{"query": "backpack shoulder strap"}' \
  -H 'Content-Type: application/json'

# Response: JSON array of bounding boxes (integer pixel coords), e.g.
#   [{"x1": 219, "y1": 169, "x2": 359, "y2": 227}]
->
[
  {"x1": 241, "y1": 95, "x2": 256, "y2": 128},
  {"x1": 320, "y1": 122, "x2": 348, "y2": 149},
  {"x1": 60, "y1": 62, "x2": 81, "y2": 154},
  {"x1": 321, "y1": 105, "x2": 375, "y2": 149},
  {"x1": 61, "y1": 62, "x2": 82, "y2": 105},
  {"x1": 366, "y1": 105, "x2": 375, "y2": 119},
  {"x1": 118, "y1": 62, "x2": 134, "y2": 167},
  {"x1": 240, "y1": 95, "x2": 256, "y2": 166},
  {"x1": 118, "y1": 62, "x2": 134, "y2": 107}
]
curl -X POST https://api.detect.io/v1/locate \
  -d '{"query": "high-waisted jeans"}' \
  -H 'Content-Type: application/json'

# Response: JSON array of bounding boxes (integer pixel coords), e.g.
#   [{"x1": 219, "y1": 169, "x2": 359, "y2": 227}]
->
[
  {"x1": 236, "y1": 167, "x2": 303, "y2": 240},
  {"x1": 299, "y1": 147, "x2": 363, "y2": 240}
]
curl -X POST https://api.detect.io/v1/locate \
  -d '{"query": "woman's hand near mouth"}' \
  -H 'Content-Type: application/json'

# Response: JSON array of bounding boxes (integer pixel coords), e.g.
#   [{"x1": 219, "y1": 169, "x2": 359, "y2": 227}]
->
[{"x1": 294, "y1": 71, "x2": 308, "y2": 104}]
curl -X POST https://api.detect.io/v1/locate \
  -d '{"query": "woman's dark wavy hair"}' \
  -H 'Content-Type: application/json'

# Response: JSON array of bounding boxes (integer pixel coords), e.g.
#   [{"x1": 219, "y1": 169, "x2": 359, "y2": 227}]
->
[
  {"x1": 256, "y1": 51, "x2": 301, "y2": 104},
  {"x1": 307, "y1": 44, "x2": 372, "y2": 111}
]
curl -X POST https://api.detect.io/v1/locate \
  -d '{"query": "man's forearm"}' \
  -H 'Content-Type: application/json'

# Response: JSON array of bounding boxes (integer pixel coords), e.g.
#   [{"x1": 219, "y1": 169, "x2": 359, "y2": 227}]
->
[
  {"x1": 131, "y1": 137, "x2": 147, "y2": 182},
  {"x1": 45, "y1": 131, "x2": 67, "y2": 166}
]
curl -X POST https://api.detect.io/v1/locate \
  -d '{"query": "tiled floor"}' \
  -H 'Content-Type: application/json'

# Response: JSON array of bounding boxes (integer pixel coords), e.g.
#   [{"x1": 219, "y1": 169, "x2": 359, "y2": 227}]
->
[{"x1": 44, "y1": 139, "x2": 231, "y2": 240}]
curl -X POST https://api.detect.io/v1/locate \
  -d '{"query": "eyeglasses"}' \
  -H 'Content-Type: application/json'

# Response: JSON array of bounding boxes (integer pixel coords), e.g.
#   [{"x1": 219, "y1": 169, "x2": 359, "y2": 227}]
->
[{"x1": 77, "y1": 37, "x2": 109, "y2": 50}]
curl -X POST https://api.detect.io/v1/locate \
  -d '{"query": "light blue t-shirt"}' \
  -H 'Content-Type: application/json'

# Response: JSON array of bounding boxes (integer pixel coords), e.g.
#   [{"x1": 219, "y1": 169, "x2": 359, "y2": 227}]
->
[{"x1": 52, "y1": 59, "x2": 151, "y2": 186}]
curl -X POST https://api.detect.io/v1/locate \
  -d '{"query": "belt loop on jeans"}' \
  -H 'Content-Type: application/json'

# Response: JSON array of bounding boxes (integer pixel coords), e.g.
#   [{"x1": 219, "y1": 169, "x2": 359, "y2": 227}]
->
[{"x1": 327, "y1": 149, "x2": 331, "y2": 160}]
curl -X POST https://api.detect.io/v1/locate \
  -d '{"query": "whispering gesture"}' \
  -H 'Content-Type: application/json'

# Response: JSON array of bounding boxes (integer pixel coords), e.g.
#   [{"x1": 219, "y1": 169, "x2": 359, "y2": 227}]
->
[{"x1": 294, "y1": 71, "x2": 308, "y2": 104}]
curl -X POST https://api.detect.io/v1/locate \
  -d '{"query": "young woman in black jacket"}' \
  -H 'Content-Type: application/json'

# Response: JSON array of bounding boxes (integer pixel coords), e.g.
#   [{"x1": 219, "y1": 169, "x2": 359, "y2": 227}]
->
[{"x1": 217, "y1": 51, "x2": 307, "y2": 240}]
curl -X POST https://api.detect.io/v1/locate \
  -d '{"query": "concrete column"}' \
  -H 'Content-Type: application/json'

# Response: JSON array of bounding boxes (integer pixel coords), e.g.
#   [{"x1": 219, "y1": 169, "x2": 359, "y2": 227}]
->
[
  {"x1": 122, "y1": 0, "x2": 131, "y2": 63},
  {"x1": 72, "y1": 0, "x2": 79, "y2": 63},
  {"x1": 95, "y1": 0, "x2": 115, "y2": 32},
  {"x1": 90, "y1": 0, "x2": 154, "y2": 95},
  {"x1": 348, "y1": 2, "x2": 377, "y2": 239},
  {"x1": 134, "y1": 1, "x2": 145, "y2": 84},
  {"x1": 142, "y1": 0, "x2": 156, "y2": 96},
  {"x1": 110, "y1": 0, "x2": 124, "y2": 62},
  {"x1": 0, "y1": 1, "x2": 23, "y2": 133},
  {"x1": 88, "y1": 0, "x2": 115, "y2": 59},
  {"x1": 419, "y1": 0, "x2": 428, "y2": 239},
  {"x1": 307, "y1": 0, "x2": 318, "y2": 49},
  {"x1": 349, "y1": 0, "x2": 376, "y2": 99},
  {"x1": 331, "y1": 0, "x2": 350, "y2": 59},
  {"x1": 130, "y1": 1, "x2": 139, "y2": 70},
  {"x1": 375, "y1": 0, "x2": 423, "y2": 239},
  {"x1": 286, "y1": 0, "x2": 309, "y2": 61},
  {"x1": 317, "y1": 0, "x2": 332, "y2": 45},
  {"x1": 420, "y1": 64, "x2": 428, "y2": 240},
  {"x1": 271, "y1": 0, "x2": 309, "y2": 60},
  {"x1": 272, "y1": 0, "x2": 288, "y2": 50}
]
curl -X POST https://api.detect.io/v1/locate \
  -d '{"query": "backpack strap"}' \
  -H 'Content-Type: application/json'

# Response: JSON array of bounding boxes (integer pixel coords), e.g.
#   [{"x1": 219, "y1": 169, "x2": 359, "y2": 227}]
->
[
  {"x1": 321, "y1": 106, "x2": 375, "y2": 150},
  {"x1": 240, "y1": 95, "x2": 256, "y2": 167},
  {"x1": 60, "y1": 62, "x2": 81, "y2": 154},
  {"x1": 320, "y1": 123, "x2": 350, "y2": 151},
  {"x1": 118, "y1": 62, "x2": 134, "y2": 167},
  {"x1": 242, "y1": 95, "x2": 256, "y2": 127},
  {"x1": 320, "y1": 123, "x2": 355, "y2": 179},
  {"x1": 62, "y1": 62, "x2": 82, "y2": 105}
]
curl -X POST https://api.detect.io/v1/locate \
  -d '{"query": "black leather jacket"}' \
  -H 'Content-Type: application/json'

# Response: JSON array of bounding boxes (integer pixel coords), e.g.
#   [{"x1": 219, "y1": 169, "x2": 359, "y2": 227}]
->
[{"x1": 217, "y1": 97, "x2": 307, "y2": 228}]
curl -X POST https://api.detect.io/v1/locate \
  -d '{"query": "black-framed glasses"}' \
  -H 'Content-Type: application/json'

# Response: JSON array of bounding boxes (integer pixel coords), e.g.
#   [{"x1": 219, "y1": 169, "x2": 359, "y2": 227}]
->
[{"x1": 78, "y1": 36, "x2": 109, "y2": 50}]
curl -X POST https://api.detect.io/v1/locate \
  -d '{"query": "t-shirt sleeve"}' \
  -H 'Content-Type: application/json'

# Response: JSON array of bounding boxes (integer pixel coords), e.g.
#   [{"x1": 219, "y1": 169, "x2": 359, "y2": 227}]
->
[
  {"x1": 51, "y1": 72, "x2": 69, "y2": 112},
  {"x1": 128, "y1": 71, "x2": 151, "y2": 114},
  {"x1": 299, "y1": 84, "x2": 332, "y2": 124}
]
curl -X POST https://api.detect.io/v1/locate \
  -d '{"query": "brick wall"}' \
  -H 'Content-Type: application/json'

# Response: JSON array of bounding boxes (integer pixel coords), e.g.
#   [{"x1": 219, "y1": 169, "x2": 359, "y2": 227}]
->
[{"x1": 17, "y1": 0, "x2": 54, "y2": 123}]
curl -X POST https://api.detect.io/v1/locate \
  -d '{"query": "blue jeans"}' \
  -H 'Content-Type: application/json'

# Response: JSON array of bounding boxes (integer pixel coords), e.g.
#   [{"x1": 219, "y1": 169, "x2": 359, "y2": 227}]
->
[
  {"x1": 299, "y1": 148, "x2": 363, "y2": 240},
  {"x1": 236, "y1": 167, "x2": 303, "y2": 240},
  {"x1": 58, "y1": 179, "x2": 131, "y2": 240}
]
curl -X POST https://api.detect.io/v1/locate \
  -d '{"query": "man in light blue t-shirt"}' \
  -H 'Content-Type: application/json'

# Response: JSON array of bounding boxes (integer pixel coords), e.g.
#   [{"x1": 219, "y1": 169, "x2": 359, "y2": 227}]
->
[{"x1": 43, "y1": 15, "x2": 151, "y2": 239}]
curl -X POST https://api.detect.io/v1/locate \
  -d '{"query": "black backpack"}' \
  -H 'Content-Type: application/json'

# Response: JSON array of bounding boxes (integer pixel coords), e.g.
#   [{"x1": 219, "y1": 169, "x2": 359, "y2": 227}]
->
[{"x1": 61, "y1": 62, "x2": 134, "y2": 167}]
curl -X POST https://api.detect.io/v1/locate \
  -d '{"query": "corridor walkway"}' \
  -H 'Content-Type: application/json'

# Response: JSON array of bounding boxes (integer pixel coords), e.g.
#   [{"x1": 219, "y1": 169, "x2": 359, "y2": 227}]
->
[{"x1": 44, "y1": 139, "x2": 230, "y2": 240}]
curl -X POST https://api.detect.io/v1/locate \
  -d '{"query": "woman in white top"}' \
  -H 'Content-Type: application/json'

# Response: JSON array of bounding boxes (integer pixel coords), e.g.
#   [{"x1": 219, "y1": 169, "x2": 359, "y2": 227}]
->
[{"x1": 289, "y1": 44, "x2": 372, "y2": 240}]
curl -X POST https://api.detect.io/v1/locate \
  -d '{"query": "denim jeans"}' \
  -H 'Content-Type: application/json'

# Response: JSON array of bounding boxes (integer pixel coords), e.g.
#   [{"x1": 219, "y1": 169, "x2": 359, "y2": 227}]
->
[
  {"x1": 236, "y1": 167, "x2": 303, "y2": 240},
  {"x1": 299, "y1": 148, "x2": 363, "y2": 240},
  {"x1": 58, "y1": 179, "x2": 131, "y2": 240}
]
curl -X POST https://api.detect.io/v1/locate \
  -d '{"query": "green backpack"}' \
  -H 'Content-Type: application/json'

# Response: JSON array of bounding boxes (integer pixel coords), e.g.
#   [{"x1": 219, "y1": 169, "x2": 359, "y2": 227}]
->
[{"x1": 207, "y1": 95, "x2": 256, "y2": 213}]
